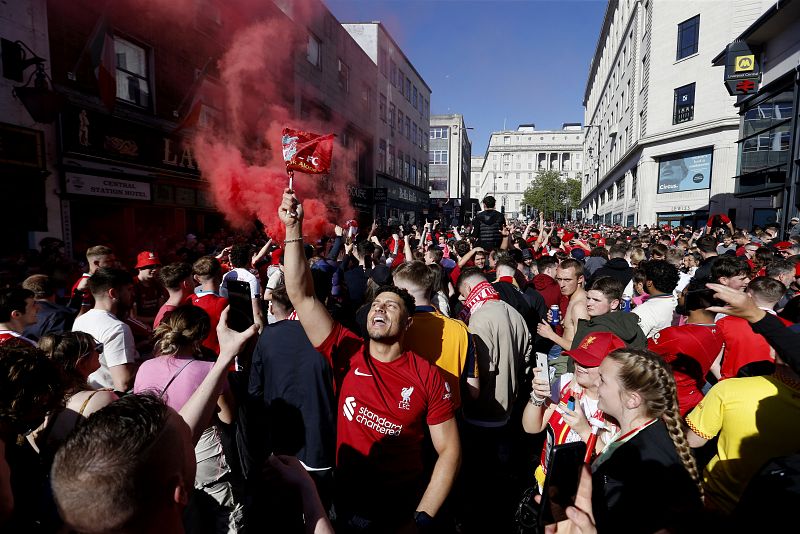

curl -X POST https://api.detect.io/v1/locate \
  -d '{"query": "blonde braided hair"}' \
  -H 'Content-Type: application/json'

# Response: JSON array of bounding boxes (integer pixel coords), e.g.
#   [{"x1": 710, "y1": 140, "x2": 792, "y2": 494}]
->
[{"x1": 607, "y1": 348, "x2": 703, "y2": 495}]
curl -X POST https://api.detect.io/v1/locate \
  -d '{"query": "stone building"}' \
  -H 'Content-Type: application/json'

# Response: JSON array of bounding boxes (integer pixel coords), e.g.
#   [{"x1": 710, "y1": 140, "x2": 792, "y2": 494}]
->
[
  {"x1": 475, "y1": 124, "x2": 584, "y2": 220},
  {"x1": 342, "y1": 22, "x2": 432, "y2": 224},
  {"x1": 580, "y1": 0, "x2": 775, "y2": 229},
  {"x1": 429, "y1": 114, "x2": 471, "y2": 225}
]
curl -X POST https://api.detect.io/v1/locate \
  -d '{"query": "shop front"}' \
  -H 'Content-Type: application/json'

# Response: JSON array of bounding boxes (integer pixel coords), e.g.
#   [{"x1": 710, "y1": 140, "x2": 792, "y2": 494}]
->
[
  {"x1": 375, "y1": 175, "x2": 428, "y2": 225},
  {"x1": 58, "y1": 105, "x2": 217, "y2": 263}
]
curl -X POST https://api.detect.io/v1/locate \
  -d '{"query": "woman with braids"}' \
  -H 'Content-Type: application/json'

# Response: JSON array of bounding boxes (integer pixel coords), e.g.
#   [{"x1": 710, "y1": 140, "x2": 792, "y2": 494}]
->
[
  {"x1": 593, "y1": 348, "x2": 703, "y2": 532},
  {"x1": 33, "y1": 332, "x2": 118, "y2": 458},
  {"x1": 133, "y1": 304, "x2": 242, "y2": 533}
]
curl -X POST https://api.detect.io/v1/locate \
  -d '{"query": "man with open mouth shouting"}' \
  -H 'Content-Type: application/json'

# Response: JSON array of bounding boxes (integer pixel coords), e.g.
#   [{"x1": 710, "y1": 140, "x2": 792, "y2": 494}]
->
[{"x1": 278, "y1": 189, "x2": 460, "y2": 534}]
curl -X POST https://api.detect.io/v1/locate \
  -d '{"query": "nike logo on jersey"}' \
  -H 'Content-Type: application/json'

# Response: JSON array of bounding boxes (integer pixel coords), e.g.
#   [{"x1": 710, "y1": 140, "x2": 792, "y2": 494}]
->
[{"x1": 354, "y1": 368, "x2": 373, "y2": 377}]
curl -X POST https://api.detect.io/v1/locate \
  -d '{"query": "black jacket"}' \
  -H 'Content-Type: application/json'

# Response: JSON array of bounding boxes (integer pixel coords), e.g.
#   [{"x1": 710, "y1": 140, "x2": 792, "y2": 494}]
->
[
  {"x1": 590, "y1": 257, "x2": 634, "y2": 288},
  {"x1": 471, "y1": 209, "x2": 506, "y2": 250}
]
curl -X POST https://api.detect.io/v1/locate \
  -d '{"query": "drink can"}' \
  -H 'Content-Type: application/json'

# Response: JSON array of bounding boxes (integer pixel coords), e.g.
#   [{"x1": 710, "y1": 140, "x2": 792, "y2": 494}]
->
[
  {"x1": 621, "y1": 295, "x2": 632, "y2": 312},
  {"x1": 549, "y1": 305, "x2": 561, "y2": 327}
]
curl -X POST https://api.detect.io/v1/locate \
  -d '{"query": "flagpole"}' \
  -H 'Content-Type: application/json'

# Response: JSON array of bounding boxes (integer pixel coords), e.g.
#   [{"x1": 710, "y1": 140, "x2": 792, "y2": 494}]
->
[{"x1": 70, "y1": 0, "x2": 112, "y2": 75}]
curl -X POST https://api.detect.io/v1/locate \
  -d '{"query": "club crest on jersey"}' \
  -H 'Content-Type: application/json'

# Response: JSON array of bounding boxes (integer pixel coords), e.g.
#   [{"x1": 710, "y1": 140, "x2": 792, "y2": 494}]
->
[
  {"x1": 443, "y1": 381, "x2": 452, "y2": 400},
  {"x1": 399, "y1": 386, "x2": 414, "y2": 410}
]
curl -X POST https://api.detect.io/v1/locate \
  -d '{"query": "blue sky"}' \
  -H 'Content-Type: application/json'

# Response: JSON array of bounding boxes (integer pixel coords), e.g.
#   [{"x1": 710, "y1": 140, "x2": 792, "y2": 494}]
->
[{"x1": 325, "y1": 0, "x2": 608, "y2": 156}]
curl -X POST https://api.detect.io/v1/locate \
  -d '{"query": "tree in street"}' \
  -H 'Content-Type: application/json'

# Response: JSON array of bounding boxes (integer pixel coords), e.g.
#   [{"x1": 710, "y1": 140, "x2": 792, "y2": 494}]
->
[{"x1": 521, "y1": 170, "x2": 582, "y2": 221}]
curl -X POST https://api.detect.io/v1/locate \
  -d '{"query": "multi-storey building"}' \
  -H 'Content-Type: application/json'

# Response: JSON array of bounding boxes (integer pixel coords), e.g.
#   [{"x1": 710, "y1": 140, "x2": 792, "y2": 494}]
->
[
  {"x1": 1, "y1": 0, "x2": 58, "y2": 252},
  {"x1": 342, "y1": 22, "x2": 432, "y2": 224},
  {"x1": 429, "y1": 114, "x2": 471, "y2": 225},
  {"x1": 475, "y1": 124, "x2": 584, "y2": 220},
  {"x1": 3, "y1": 0, "x2": 384, "y2": 258},
  {"x1": 580, "y1": 0, "x2": 774, "y2": 229},
  {"x1": 714, "y1": 0, "x2": 800, "y2": 230}
]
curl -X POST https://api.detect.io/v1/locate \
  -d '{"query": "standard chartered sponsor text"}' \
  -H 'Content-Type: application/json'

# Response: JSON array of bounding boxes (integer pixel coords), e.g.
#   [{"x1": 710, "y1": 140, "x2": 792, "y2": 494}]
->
[{"x1": 356, "y1": 406, "x2": 403, "y2": 436}]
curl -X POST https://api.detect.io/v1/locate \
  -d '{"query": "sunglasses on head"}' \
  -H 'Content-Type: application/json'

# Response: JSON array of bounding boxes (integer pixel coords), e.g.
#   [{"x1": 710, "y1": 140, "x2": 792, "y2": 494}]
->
[{"x1": 80, "y1": 341, "x2": 103, "y2": 359}]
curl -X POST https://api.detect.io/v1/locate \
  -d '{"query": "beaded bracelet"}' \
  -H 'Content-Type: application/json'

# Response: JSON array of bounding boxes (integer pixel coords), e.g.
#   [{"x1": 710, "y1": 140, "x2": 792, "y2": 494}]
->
[{"x1": 284, "y1": 237, "x2": 304, "y2": 245}]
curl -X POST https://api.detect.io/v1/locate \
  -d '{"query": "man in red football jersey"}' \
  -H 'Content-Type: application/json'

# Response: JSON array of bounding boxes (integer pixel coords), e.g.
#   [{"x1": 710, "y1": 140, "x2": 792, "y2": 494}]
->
[
  {"x1": 132, "y1": 251, "x2": 166, "y2": 328},
  {"x1": 280, "y1": 189, "x2": 460, "y2": 533},
  {"x1": 648, "y1": 282, "x2": 724, "y2": 415},
  {"x1": 70, "y1": 245, "x2": 116, "y2": 316},
  {"x1": 190, "y1": 256, "x2": 228, "y2": 355}
]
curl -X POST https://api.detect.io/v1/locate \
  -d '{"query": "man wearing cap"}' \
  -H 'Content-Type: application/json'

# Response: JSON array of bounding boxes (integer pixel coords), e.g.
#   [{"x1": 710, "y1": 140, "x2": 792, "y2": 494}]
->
[
  {"x1": 523, "y1": 332, "x2": 624, "y2": 490},
  {"x1": 649, "y1": 282, "x2": 723, "y2": 415},
  {"x1": 132, "y1": 251, "x2": 166, "y2": 328}
]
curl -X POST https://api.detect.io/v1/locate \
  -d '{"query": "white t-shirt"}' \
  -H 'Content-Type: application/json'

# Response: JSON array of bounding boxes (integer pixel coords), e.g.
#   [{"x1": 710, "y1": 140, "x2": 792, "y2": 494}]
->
[
  {"x1": 632, "y1": 294, "x2": 677, "y2": 338},
  {"x1": 220, "y1": 267, "x2": 260, "y2": 298},
  {"x1": 73, "y1": 309, "x2": 139, "y2": 389}
]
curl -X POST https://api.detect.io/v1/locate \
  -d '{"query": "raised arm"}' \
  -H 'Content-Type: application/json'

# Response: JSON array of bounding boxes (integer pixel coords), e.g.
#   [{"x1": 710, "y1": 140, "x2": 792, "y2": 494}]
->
[
  {"x1": 279, "y1": 189, "x2": 336, "y2": 347},
  {"x1": 251, "y1": 238, "x2": 273, "y2": 267}
]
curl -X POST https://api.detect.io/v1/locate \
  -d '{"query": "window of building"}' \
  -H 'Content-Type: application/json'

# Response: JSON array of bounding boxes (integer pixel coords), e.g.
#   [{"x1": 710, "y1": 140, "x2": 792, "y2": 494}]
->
[
  {"x1": 379, "y1": 93, "x2": 387, "y2": 122},
  {"x1": 673, "y1": 82, "x2": 695, "y2": 124},
  {"x1": 389, "y1": 103, "x2": 396, "y2": 130},
  {"x1": 388, "y1": 144, "x2": 395, "y2": 175},
  {"x1": 626, "y1": 80, "x2": 631, "y2": 109},
  {"x1": 424, "y1": 99, "x2": 429, "y2": 118},
  {"x1": 379, "y1": 48, "x2": 388, "y2": 77},
  {"x1": 405, "y1": 77, "x2": 411, "y2": 101},
  {"x1": 405, "y1": 117, "x2": 411, "y2": 139},
  {"x1": 412, "y1": 86, "x2": 418, "y2": 108},
  {"x1": 430, "y1": 150, "x2": 448, "y2": 165},
  {"x1": 398, "y1": 150, "x2": 405, "y2": 179},
  {"x1": 422, "y1": 164, "x2": 428, "y2": 189},
  {"x1": 378, "y1": 139, "x2": 386, "y2": 172},
  {"x1": 677, "y1": 15, "x2": 699, "y2": 60},
  {"x1": 398, "y1": 70, "x2": 404, "y2": 95},
  {"x1": 411, "y1": 159, "x2": 417, "y2": 186},
  {"x1": 114, "y1": 37, "x2": 151, "y2": 107},
  {"x1": 503, "y1": 136, "x2": 510, "y2": 145},
  {"x1": 390, "y1": 60, "x2": 398, "y2": 86},
  {"x1": 617, "y1": 178, "x2": 624, "y2": 199},
  {"x1": 430, "y1": 127, "x2": 448, "y2": 139},
  {"x1": 412, "y1": 122, "x2": 417, "y2": 146},
  {"x1": 306, "y1": 33, "x2": 321, "y2": 67},
  {"x1": 361, "y1": 84, "x2": 371, "y2": 112},
  {"x1": 398, "y1": 110, "x2": 404, "y2": 136},
  {"x1": 337, "y1": 59, "x2": 350, "y2": 92},
  {"x1": 404, "y1": 155, "x2": 410, "y2": 181},
  {"x1": 631, "y1": 171, "x2": 637, "y2": 199}
]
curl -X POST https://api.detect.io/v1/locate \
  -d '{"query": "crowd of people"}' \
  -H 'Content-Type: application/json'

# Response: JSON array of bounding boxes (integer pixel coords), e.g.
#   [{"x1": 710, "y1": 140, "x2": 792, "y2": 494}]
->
[{"x1": 2, "y1": 192, "x2": 800, "y2": 533}]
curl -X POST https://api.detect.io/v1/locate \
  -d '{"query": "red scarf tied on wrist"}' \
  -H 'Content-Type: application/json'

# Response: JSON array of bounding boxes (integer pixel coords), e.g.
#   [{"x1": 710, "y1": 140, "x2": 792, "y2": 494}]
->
[{"x1": 458, "y1": 281, "x2": 500, "y2": 324}]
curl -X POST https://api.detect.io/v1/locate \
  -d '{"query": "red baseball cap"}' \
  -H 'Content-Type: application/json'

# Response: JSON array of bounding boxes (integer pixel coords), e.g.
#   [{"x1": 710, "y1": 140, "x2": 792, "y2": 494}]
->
[
  {"x1": 564, "y1": 332, "x2": 626, "y2": 367},
  {"x1": 774, "y1": 241, "x2": 793, "y2": 250},
  {"x1": 598, "y1": 238, "x2": 606, "y2": 247},
  {"x1": 135, "y1": 251, "x2": 161, "y2": 269}
]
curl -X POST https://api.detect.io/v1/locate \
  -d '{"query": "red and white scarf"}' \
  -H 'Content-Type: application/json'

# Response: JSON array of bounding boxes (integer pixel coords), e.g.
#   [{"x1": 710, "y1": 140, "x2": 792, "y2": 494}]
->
[{"x1": 458, "y1": 281, "x2": 500, "y2": 324}]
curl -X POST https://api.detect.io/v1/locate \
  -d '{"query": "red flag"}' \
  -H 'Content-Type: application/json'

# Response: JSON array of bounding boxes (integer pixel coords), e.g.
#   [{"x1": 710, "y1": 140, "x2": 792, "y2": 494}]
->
[
  {"x1": 88, "y1": 15, "x2": 116, "y2": 111},
  {"x1": 281, "y1": 128, "x2": 334, "y2": 175},
  {"x1": 174, "y1": 76, "x2": 223, "y2": 133}
]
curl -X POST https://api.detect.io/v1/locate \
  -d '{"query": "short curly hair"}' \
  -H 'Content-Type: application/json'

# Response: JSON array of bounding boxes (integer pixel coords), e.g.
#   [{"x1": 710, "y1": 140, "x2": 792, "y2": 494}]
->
[
  {"x1": 373, "y1": 285, "x2": 416, "y2": 317},
  {"x1": 642, "y1": 260, "x2": 680, "y2": 294}
]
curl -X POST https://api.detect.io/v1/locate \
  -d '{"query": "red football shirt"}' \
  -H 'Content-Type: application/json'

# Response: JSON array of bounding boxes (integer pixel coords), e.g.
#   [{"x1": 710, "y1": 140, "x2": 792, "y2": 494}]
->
[
  {"x1": 70, "y1": 273, "x2": 93, "y2": 309},
  {"x1": 648, "y1": 324, "x2": 723, "y2": 416},
  {"x1": 190, "y1": 292, "x2": 228, "y2": 355},
  {"x1": 0, "y1": 331, "x2": 37, "y2": 347},
  {"x1": 717, "y1": 313, "x2": 792, "y2": 379},
  {"x1": 315, "y1": 322, "x2": 454, "y2": 519}
]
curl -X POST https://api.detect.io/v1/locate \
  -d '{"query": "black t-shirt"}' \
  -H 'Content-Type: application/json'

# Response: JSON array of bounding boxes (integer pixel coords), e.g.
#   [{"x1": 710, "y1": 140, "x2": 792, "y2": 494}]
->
[
  {"x1": 248, "y1": 320, "x2": 336, "y2": 470},
  {"x1": 592, "y1": 419, "x2": 703, "y2": 533}
]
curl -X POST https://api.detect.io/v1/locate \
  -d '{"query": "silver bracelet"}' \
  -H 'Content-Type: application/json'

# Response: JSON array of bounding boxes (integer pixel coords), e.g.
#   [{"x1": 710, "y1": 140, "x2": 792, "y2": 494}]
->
[
  {"x1": 284, "y1": 237, "x2": 303, "y2": 245},
  {"x1": 529, "y1": 393, "x2": 546, "y2": 407}
]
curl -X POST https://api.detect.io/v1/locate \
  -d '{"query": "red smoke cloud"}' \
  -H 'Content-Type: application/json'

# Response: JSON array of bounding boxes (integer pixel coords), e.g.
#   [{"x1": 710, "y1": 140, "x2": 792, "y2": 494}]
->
[{"x1": 190, "y1": 4, "x2": 356, "y2": 241}]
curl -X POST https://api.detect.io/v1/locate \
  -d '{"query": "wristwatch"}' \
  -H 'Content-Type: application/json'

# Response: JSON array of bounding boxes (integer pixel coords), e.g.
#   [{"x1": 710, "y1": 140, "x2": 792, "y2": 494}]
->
[{"x1": 529, "y1": 392, "x2": 546, "y2": 406}]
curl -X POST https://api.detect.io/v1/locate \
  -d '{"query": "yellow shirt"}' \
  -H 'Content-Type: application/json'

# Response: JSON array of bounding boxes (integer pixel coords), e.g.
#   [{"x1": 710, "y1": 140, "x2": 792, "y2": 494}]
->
[
  {"x1": 686, "y1": 369, "x2": 800, "y2": 514},
  {"x1": 404, "y1": 307, "x2": 476, "y2": 409}
]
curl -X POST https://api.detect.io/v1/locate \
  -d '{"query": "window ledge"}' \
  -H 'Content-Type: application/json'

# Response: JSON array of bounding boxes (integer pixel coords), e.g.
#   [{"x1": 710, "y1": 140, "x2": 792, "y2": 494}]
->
[{"x1": 674, "y1": 52, "x2": 699, "y2": 65}]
